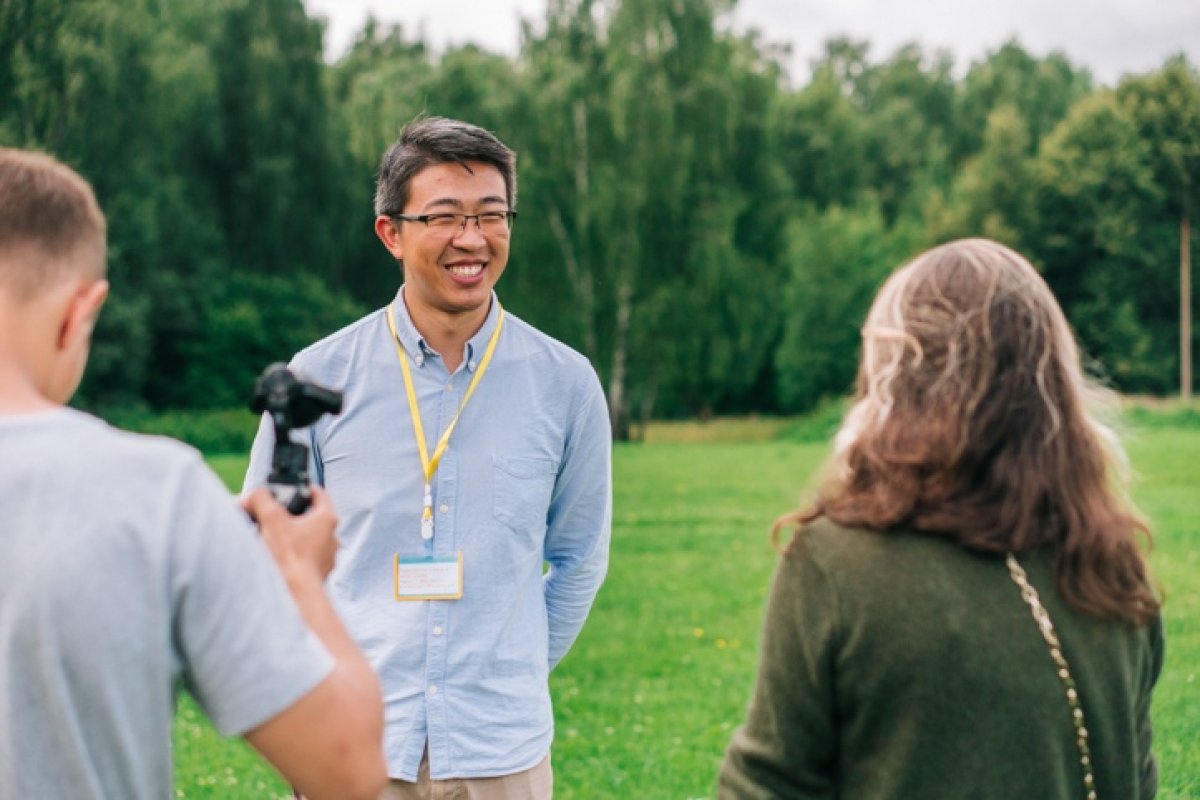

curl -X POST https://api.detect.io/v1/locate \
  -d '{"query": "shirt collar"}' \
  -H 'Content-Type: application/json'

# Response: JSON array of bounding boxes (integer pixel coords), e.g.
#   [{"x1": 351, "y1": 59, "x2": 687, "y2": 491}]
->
[{"x1": 388, "y1": 286, "x2": 502, "y2": 373}]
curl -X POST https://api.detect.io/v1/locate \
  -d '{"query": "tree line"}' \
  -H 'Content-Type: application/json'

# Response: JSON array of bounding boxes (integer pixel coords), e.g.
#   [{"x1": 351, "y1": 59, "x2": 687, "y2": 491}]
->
[{"x1": 2, "y1": 0, "x2": 1197, "y2": 436}]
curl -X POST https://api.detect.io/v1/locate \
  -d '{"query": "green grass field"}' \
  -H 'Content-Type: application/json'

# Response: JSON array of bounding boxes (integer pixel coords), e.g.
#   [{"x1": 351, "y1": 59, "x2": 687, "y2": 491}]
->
[{"x1": 177, "y1": 420, "x2": 1199, "y2": 799}]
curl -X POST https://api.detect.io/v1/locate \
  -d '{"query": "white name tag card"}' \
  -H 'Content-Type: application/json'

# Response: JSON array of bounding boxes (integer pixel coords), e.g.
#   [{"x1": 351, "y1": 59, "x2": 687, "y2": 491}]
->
[{"x1": 394, "y1": 553, "x2": 463, "y2": 601}]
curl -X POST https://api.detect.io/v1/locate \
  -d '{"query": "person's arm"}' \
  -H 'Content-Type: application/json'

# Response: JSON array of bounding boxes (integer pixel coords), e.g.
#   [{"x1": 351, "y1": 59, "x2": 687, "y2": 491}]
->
[
  {"x1": 717, "y1": 542, "x2": 839, "y2": 799},
  {"x1": 543, "y1": 367, "x2": 612, "y2": 669},
  {"x1": 243, "y1": 412, "x2": 277, "y2": 493},
  {"x1": 241, "y1": 488, "x2": 386, "y2": 800},
  {"x1": 1137, "y1": 614, "x2": 1165, "y2": 798}
]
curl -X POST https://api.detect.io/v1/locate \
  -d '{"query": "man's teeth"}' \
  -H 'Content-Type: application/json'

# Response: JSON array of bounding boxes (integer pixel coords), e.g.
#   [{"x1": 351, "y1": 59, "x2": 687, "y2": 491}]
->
[{"x1": 448, "y1": 264, "x2": 483, "y2": 278}]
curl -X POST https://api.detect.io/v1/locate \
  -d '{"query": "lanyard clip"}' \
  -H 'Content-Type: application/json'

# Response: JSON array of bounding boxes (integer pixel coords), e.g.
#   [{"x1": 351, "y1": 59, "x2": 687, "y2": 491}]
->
[{"x1": 421, "y1": 483, "x2": 434, "y2": 540}]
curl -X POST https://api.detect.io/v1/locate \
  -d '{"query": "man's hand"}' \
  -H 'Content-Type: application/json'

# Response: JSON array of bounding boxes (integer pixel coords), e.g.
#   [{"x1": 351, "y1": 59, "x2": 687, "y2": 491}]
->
[{"x1": 242, "y1": 487, "x2": 338, "y2": 584}]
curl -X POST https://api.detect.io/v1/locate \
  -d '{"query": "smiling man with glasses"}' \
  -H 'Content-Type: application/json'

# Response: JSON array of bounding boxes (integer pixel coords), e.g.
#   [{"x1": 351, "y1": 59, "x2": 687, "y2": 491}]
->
[{"x1": 245, "y1": 117, "x2": 612, "y2": 800}]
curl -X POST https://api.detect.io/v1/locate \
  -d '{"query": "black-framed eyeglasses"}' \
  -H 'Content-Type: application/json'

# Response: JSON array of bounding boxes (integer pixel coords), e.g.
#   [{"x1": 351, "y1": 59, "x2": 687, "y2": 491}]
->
[{"x1": 393, "y1": 210, "x2": 517, "y2": 235}]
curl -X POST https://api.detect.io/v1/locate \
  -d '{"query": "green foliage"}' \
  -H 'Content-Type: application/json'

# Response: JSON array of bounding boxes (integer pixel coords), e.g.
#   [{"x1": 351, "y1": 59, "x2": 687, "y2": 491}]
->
[
  {"x1": 773, "y1": 202, "x2": 921, "y2": 412},
  {"x1": 775, "y1": 66, "x2": 868, "y2": 209},
  {"x1": 103, "y1": 407, "x2": 261, "y2": 455},
  {"x1": 3, "y1": 0, "x2": 1198, "y2": 417},
  {"x1": 178, "y1": 271, "x2": 365, "y2": 408},
  {"x1": 504, "y1": 0, "x2": 793, "y2": 428},
  {"x1": 924, "y1": 104, "x2": 1034, "y2": 247},
  {"x1": 1118, "y1": 56, "x2": 1200, "y2": 219},
  {"x1": 210, "y1": 0, "x2": 348, "y2": 279},
  {"x1": 1122, "y1": 398, "x2": 1200, "y2": 429},
  {"x1": 952, "y1": 40, "x2": 1093, "y2": 163},
  {"x1": 774, "y1": 397, "x2": 851, "y2": 442},
  {"x1": 1034, "y1": 88, "x2": 1178, "y2": 391},
  {"x1": 174, "y1": 415, "x2": 1200, "y2": 798}
]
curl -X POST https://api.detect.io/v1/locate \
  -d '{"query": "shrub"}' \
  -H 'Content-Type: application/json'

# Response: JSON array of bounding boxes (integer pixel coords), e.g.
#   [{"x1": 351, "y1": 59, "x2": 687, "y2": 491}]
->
[{"x1": 103, "y1": 407, "x2": 260, "y2": 455}]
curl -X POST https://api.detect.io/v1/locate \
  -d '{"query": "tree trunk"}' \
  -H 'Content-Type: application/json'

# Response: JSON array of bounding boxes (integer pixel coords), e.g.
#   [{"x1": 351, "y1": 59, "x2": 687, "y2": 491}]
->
[
  {"x1": 546, "y1": 100, "x2": 598, "y2": 361},
  {"x1": 1183, "y1": 206, "x2": 1193, "y2": 399},
  {"x1": 608, "y1": 271, "x2": 633, "y2": 441},
  {"x1": 548, "y1": 205, "x2": 596, "y2": 359},
  {"x1": 635, "y1": 377, "x2": 658, "y2": 443}
]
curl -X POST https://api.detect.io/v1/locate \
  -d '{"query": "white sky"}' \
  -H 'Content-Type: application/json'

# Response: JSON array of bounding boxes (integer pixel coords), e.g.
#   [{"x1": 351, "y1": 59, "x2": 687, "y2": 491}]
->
[{"x1": 304, "y1": 0, "x2": 1200, "y2": 86}]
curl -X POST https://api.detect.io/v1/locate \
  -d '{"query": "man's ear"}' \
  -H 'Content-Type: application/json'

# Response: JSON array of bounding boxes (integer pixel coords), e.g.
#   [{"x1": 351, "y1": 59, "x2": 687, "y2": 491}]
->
[
  {"x1": 374, "y1": 215, "x2": 404, "y2": 261},
  {"x1": 57, "y1": 279, "x2": 109, "y2": 352}
]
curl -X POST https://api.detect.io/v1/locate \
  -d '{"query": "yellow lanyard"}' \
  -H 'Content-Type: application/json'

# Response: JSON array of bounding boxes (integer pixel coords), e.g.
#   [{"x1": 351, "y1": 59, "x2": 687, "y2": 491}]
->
[{"x1": 385, "y1": 302, "x2": 506, "y2": 540}]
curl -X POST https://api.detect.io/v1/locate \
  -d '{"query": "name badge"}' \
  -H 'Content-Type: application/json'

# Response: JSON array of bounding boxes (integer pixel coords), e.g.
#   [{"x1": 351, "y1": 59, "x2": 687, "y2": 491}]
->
[{"x1": 394, "y1": 553, "x2": 463, "y2": 601}]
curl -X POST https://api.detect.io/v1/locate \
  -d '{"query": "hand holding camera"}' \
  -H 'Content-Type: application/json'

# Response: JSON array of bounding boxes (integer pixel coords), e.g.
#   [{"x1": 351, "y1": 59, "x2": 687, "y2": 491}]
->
[
  {"x1": 246, "y1": 364, "x2": 345, "y2": 584},
  {"x1": 242, "y1": 485, "x2": 339, "y2": 582}
]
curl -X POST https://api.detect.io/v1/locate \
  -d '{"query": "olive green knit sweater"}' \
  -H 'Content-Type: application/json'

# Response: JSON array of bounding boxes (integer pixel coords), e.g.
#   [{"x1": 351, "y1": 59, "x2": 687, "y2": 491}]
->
[{"x1": 719, "y1": 518, "x2": 1162, "y2": 799}]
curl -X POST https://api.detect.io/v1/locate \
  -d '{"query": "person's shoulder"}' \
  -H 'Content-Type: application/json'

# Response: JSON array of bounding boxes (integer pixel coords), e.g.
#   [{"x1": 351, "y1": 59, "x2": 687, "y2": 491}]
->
[
  {"x1": 501, "y1": 312, "x2": 604, "y2": 417},
  {"x1": 502, "y1": 310, "x2": 596, "y2": 375},
  {"x1": 53, "y1": 407, "x2": 208, "y2": 479},
  {"x1": 786, "y1": 517, "x2": 942, "y2": 571},
  {"x1": 791, "y1": 517, "x2": 879, "y2": 555},
  {"x1": 788, "y1": 517, "x2": 996, "y2": 591},
  {"x1": 283, "y1": 308, "x2": 389, "y2": 395},
  {"x1": 61, "y1": 407, "x2": 189, "y2": 452},
  {"x1": 292, "y1": 308, "x2": 387, "y2": 371}
]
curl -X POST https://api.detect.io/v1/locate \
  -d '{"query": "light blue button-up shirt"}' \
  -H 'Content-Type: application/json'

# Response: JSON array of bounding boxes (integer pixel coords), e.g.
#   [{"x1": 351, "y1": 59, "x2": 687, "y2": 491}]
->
[{"x1": 244, "y1": 288, "x2": 612, "y2": 781}]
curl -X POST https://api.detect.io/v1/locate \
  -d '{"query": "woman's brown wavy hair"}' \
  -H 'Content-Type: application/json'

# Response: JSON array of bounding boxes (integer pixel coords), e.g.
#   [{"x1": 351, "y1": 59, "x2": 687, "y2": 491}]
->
[{"x1": 779, "y1": 238, "x2": 1159, "y2": 626}]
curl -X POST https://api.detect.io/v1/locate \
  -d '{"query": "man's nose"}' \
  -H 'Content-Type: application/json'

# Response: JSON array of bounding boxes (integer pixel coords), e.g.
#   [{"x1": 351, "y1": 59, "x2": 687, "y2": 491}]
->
[{"x1": 450, "y1": 217, "x2": 487, "y2": 246}]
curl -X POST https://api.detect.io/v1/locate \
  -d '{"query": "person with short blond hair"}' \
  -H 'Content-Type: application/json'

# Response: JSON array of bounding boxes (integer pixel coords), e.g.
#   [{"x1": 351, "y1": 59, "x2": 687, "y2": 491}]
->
[
  {"x1": 0, "y1": 148, "x2": 105, "y2": 297},
  {"x1": 0, "y1": 147, "x2": 388, "y2": 800},
  {"x1": 720, "y1": 238, "x2": 1163, "y2": 799}
]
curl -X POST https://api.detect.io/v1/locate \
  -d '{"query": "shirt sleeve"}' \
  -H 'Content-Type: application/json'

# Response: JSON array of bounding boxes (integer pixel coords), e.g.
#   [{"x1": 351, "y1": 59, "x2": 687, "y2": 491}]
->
[
  {"x1": 242, "y1": 412, "x2": 276, "y2": 493},
  {"x1": 543, "y1": 364, "x2": 612, "y2": 670},
  {"x1": 717, "y1": 539, "x2": 839, "y2": 799},
  {"x1": 171, "y1": 454, "x2": 334, "y2": 736}
]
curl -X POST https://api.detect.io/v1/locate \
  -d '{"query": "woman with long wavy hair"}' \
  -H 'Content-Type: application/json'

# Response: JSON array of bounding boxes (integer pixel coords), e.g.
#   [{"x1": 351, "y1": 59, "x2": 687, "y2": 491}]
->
[{"x1": 719, "y1": 238, "x2": 1162, "y2": 799}]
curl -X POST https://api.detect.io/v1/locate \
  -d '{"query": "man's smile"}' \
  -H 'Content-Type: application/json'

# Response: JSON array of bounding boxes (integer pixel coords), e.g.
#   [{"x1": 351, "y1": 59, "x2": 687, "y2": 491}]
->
[{"x1": 446, "y1": 261, "x2": 486, "y2": 280}]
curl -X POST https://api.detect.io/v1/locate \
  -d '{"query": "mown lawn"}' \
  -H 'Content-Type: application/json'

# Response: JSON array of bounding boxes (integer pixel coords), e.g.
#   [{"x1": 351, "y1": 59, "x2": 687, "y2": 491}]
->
[{"x1": 176, "y1": 422, "x2": 1199, "y2": 799}]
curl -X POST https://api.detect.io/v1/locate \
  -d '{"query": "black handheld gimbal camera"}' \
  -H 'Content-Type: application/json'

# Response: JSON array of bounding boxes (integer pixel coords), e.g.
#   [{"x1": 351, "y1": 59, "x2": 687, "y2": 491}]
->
[{"x1": 250, "y1": 364, "x2": 343, "y2": 515}]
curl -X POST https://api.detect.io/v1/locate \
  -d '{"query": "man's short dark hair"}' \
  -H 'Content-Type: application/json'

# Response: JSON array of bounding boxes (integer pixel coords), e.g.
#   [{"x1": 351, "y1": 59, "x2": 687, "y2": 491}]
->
[
  {"x1": 374, "y1": 117, "x2": 517, "y2": 218},
  {"x1": 0, "y1": 148, "x2": 106, "y2": 299}
]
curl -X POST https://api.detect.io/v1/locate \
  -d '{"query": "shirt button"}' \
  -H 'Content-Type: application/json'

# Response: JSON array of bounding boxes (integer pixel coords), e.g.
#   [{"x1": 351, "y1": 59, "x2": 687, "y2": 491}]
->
[
  {"x1": 445, "y1": 383, "x2": 453, "y2": 392},
  {"x1": 428, "y1": 684, "x2": 438, "y2": 695},
  {"x1": 415, "y1": 355, "x2": 425, "y2": 367},
  {"x1": 468, "y1": 360, "x2": 476, "y2": 370},
  {"x1": 432, "y1": 626, "x2": 444, "y2": 636},
  {"x1": 439, "y1": 504, "x2": 449, "y2": 513}
]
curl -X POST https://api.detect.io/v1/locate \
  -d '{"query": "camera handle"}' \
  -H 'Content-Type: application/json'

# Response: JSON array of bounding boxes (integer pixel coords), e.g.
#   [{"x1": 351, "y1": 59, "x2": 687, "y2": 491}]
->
[{"x1": 267, "y1": 435, "x2": 315, "y2": 515}]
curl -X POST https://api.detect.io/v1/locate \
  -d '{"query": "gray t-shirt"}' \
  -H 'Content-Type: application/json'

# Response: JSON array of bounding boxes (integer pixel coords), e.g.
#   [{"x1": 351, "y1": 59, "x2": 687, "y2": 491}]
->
[{"x1": 0, "y1": 408, "x2": 334, "y2": 799}]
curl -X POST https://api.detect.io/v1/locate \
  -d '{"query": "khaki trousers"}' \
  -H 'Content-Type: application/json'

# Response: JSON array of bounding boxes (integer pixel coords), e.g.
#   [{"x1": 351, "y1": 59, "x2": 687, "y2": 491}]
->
[{"x1": 378, "y1": 749, "x2": 552, "y2": 800}]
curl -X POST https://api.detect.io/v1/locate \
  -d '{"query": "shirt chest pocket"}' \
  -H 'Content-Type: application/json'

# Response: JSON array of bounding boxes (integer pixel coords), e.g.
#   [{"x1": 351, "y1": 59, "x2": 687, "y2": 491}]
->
[{"x1": 493, "y1": 455, "x2": 558, "y2": 541}]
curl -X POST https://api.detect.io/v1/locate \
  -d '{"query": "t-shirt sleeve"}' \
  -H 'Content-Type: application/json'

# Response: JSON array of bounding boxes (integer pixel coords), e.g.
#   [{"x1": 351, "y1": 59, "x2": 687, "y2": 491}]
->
[
  {"x1": 169, "y1": 454, "x2": 334, "y2": 737},
  {"x1": 717, "y1": 536, "x2": 839, "y2": 799}
]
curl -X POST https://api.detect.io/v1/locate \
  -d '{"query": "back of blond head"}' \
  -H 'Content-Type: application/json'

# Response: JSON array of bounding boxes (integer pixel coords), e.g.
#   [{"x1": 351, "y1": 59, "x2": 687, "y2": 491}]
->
[
  {"x1": 0, "y1": 148, "x2": 106, "y2": 300},
  {"x1": 787, "y1": 238, "x2": 1157, "y2": 626}
]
